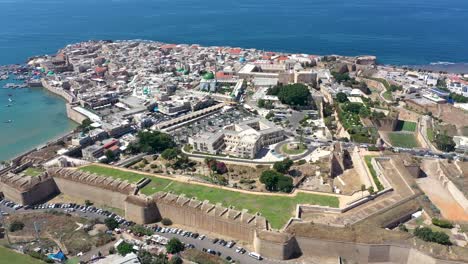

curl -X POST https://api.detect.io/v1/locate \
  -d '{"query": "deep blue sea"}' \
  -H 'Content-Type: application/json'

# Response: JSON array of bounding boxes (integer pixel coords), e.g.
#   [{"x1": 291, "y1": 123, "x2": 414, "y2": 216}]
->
[{"x1": 1, "y1": 0, "x2": 468, "y2": 160}]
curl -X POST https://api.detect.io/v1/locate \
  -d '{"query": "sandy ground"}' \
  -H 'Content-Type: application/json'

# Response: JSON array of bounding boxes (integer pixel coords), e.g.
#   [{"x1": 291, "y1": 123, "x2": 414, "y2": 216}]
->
[
  {"x1": 417, "y1": 176, "x2": 468, "y2": 221},
  {"x1": 418, "y1": 162, "x2": 468, "y2": 222}
]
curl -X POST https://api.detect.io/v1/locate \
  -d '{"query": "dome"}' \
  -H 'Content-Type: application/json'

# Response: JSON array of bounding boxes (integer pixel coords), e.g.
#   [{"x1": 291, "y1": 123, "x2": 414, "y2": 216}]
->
[{"x1": 202, "y1": 72, "x2": 215, "y2": 80}]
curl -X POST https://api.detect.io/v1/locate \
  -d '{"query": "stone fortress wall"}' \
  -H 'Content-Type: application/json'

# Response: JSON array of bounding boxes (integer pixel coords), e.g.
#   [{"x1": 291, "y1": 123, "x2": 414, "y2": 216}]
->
[{"x1": 0, "y1": 167, "x2": 465, "y2": 263}]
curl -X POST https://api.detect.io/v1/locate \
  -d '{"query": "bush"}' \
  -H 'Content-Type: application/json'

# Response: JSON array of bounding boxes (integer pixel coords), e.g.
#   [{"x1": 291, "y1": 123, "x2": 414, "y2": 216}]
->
[
  {"x1": 170, "y1": 256, "x2": 183, "y2": 264},
  {"x1": 166, "y1": 238, "x2": 184, "y2": 254},
  {"x1": 104, "y1": 217, "x2": 119, "y2": 230},
  {"x1": 9, "y1": 220, "x2": 24, "y2": 232},
  {"x1": 109, "y1": 247, "x2": 116, "y2": 255},
  {"x1": 296, "y1": 159, "x2": 307, "y2": 165},
  {"x1": 161, "y1": 218, "x2": 172, "y2": 226},
  {"x1": 117, "y1": 241, "x2": 134, "y2": 256},
  {"x1": 432, "y1": 218, "x2": 453, "y2": 229},
  {"x1": 414, "y1": 227, "x2": 451, "y2": 245},
  {"x1": 85, "y1": 200, "x2": 93, "y2": 206},
  {"x1": 130, "y1": 225, "x2": 154, "y2": 236}
]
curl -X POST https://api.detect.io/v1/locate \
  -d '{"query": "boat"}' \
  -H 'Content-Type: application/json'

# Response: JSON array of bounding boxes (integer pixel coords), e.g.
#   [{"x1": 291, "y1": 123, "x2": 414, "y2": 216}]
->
[
  {"x1": 8, "y1": 98, "x2": 13, "y2": 102},
  {"x1": 6, "y1": 104, "x2": 12, "y2": 107},
  {"x1": 4, "y1": 120, "x2": 12, "y2": 123}
]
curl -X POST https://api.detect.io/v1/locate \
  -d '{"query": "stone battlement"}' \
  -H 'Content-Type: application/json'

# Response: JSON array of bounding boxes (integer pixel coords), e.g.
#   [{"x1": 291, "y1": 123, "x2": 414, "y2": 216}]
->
[
  {"x1": 47, "y1": 168, "x2": 136, "y2": 195},
  {"x1": 0, "y1": 172, "x2": 51, "y2": 192},
  {"x1": 152, "y1": 191, "x2": 267, "y2": 230}
]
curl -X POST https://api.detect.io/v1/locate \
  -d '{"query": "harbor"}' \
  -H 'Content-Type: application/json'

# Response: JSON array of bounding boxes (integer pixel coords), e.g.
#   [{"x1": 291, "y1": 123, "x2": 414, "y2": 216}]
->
[{"x1": 0, "y1": 69, "x2": 77, "y2": 162}]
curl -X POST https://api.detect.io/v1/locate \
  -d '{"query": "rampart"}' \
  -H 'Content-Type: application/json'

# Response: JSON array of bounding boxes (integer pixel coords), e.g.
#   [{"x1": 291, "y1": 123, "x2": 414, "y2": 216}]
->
[
  {"x1": 47, "y1": 168, "x2": 135, "y2": 209},
  {"x1": 0, "y1": 172, "x2": 59, "y2": 205},
  {"x1": 144, "y1": 192, "x2": 268, "y2": 242},
  {"x1": 1, "y1": 166, "x2": 466, "y2": 263},
  {"x1": 66, "y1": 103, "x2": 88, "y2": 124}
]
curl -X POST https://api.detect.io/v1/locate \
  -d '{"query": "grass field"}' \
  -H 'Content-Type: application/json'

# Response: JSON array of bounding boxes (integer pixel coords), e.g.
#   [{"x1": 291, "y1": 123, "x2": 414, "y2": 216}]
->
[
  {"x1": 80, "y1": 165, "x2": 339, "y2": 229},
  {"x1": 364, "y1": 156, "x2": 384, "y2": 191},
  {"x1": 388, "y1": 132, "x2": 420, "y2": 148},
  {"x1": 0, "y1": 247, "x2": 43, "y2": 264},
  {"x1": 23, "y1": 167, "x2": 44, "y2": 177},
  {"x1": 396, "y1": 120, "x2": 417, "y2": 132},
  {"x1": 281, "y1": 143, "x2": 307, "y2": 155}
]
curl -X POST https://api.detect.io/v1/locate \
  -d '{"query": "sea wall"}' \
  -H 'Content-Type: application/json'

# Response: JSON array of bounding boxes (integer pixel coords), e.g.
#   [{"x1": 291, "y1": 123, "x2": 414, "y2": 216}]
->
[
  {"x1": 41, "y1": 79, "x2": 75, "y2": 103},
  {"x1": 66, "y1": 103, "x2": 88, "y2": 124}
]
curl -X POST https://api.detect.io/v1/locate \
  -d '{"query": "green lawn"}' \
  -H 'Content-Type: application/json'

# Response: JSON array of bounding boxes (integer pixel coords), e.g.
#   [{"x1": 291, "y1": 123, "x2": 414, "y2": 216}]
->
[
  {"x1": 427, "y1": 128, "x2": 435, "y2": 141},
  {"x1": 388, "y1": 132, "x2": 420, "y2": 148},
  {"x1": 364, "y1": 156, "x2": 384, "y2": 191},
  {"x1": 23, "y1": 167, "x2": 44, "y2": 177},
  {"x1": 80, "y1": 165, "x2": 339, "y2": 229},
  {"x1": 382, "y1": 90, "x2": 393, "y2": 101},
  {"x1": 396, "y1": 121, "x2": 417, "y2": 132},
  {"x1": 0, "y1": 247, "x2": 44, "y2": 264},
  {"x1": 281, "y1": 143, "x2": 307, "y2": 155}
]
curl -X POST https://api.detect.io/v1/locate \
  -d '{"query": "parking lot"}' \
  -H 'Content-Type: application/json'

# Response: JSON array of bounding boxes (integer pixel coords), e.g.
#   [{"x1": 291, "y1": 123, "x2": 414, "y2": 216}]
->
[
  {"x1": 0, "y1": 198, "x2": 286, "y2": 264},
  {"x1": 170, "y1": 106, "x2": 253, "y2": 145}
]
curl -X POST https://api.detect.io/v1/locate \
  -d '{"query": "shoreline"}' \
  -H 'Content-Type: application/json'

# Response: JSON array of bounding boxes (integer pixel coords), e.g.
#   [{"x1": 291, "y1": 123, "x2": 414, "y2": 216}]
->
[
  {"x1": 1, "y1": 40, "x2": 468, "y2": 162},
  {"x1": 0, "y1": 82, "x2": 78, "y2": 162}
]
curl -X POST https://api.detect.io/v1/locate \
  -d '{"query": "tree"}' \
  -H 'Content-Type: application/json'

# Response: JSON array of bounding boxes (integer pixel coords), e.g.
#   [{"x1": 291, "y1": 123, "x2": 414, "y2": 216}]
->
[
  {"x1": 85, "y1": 200, "x2": 93, "y2": 206},
  {"x1": 434, "y1": 133, "x2": 455, "y2": 152},
  {"x1": 161, "y1": 148, "x2": 180, "y2": 160},
  {"x1": 138, "y1": 250, "x2": 154, "y2": 264},
  {"x1": 277, "y1": 175, "x2": 293, "y2": 192},
  {"x1": 170, "y1": 256, "x2": 183, "y2": 264},
  {"x1": 215, "y1": 162, "x2": 228, "y2": 174},
  {"x1": 117, "y1": 241, "x2": 134, "y2": 256},
  {"x1": 257, "y1": 99, "x2": 266, "y2": 108},
  {"x1": 128, "y1": 131, "x2": 176, "y2": 154},
  {"x1": 273, "y1": 158, "x2": 293, "y2": 173},
  {"x1": 367, "y1": 186, "x2": 375, "y2": 195},
  {"x1": 331, "y1": 72, "x2": 351, "y2": 84},
  {"x1": 336, "y1": 92, "x2": 348, "y2": 103},
  {"x1": 78, "y1": 118, "x2": 93, "y2": 133},
  {"x1": 260, "y1": 170, "x2": 280, "y2": 191},
  {"x1": 265, "y1": 111, "x2": 275, "y2": 120},
  {"x1": 104, "y1": 217, "x2": 119, "y2": 230},
  {"x1": 105, "y1": 150, "x2": 117, "y2": 162},
  {"x1": 260, "y1": 170, "x2": 293, "y2": 193},
  {"x1": 166, "y1": 238, "x2": 184, "y2": 254},
  {"x1": 276, "y1": 84, "x2": 311, "y2": 106}
]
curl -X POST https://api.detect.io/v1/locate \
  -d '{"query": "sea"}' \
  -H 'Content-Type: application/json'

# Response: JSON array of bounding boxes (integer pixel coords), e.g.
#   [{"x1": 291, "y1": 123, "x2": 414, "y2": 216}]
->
[{"x1": 0, "y1": 0, "x2": 468, "y2": 161}]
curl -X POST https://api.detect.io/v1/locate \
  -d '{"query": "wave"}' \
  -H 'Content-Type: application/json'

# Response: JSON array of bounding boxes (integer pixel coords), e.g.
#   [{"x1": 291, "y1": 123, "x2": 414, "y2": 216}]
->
[{"x1": 430, "y1": 61, "x2": 456, "y2": 65}]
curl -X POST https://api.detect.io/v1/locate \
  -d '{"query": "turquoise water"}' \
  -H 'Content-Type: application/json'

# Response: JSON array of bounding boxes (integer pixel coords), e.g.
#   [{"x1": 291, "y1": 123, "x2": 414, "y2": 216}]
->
[
  {"x1": 0, "y1": 80, "x2": 77, "y2": 161},
  {"x1": 0, "y1": 0, "x2": 468, "y2": 160}
]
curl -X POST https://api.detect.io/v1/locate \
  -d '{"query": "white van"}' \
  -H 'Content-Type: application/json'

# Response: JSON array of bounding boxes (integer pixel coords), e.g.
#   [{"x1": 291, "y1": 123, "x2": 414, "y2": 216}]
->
[{"x1": 248, "y1": 252, "x2": 263, "y2": 260}]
